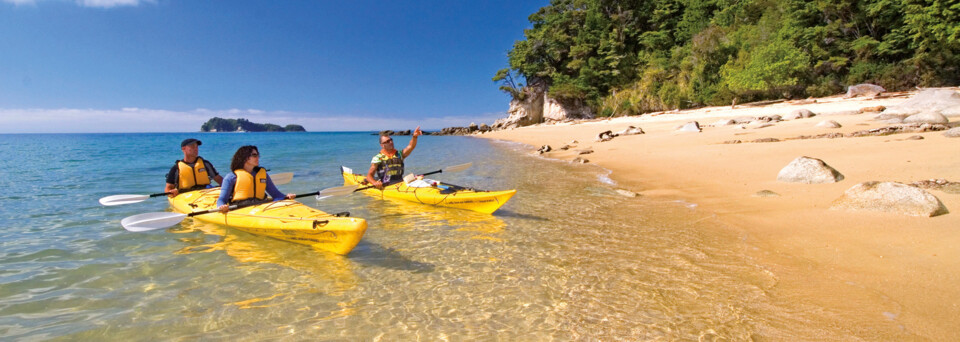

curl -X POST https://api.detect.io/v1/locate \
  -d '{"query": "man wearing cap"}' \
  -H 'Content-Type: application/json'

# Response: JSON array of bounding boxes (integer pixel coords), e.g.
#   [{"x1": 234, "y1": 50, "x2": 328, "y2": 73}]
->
[{"x1": 164, "y1": 138, "x2": 223, "y2": 197}]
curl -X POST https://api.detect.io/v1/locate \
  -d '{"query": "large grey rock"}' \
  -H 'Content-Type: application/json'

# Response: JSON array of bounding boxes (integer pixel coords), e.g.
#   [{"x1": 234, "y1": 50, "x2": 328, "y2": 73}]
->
[
  {"x1": 904, "y1": 111, "x2": 950, "y2": 124},
  {"x1": 845, "y1": 83, "x2": 886, "y2": 98},
  {"x1": 830, "y1": 181, "x2": 948, "y2": 217},
  {"x1": 777, "y1": 156, "x2": 844, "y2": 184},
  {"x1": 883, "y1": 88, "x2": 960, "y2": 116},
  {"x1": 677, "y1": 121, "x2": 701, "y2": 132},
  {"x1": 944, "y1": 127, "x2": 960, "y2": 137}
]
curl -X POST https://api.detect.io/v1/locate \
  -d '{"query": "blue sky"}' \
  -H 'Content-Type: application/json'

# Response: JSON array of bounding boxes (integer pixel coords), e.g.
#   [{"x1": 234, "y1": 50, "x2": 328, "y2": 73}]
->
[{"x1": 0, "y1": 0, "x2": 545, "y2": 132}]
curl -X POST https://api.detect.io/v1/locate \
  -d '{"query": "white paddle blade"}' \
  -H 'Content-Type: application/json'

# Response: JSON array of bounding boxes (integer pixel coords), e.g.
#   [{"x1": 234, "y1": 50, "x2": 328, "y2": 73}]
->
[
  {"x1": 341, "y1": 166, "x2": 354, "y2": 175},
  {"x1": 271, "y1": 172, "x2": 294, "y2": 185},
  {"x1": 402, "y1": 173, "x2": 417, "y2": 184},
  {"x1": 99, "y1": 194, "x2": 150, "y2": 206},
  {"x1": 316, "y1": 184, "x2": 359, "y2": 199},
  {"x1": 120, "y1": 212, "x2": 188, "y2": 232},
  {"x1": 444, "y1": 162, "x2": 473, "y2": 173}
]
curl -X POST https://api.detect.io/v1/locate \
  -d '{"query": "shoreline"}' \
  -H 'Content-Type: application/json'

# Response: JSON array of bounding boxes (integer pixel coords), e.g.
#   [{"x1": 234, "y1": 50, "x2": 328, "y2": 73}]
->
[{"x1": 479, "y1": 90, "x2": 960, "y2": 339}]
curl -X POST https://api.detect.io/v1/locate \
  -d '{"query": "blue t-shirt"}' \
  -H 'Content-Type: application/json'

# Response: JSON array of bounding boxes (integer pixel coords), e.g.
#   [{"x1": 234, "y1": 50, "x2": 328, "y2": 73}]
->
[{"x1": 216, "y1": 171, "x2": 286, "y2": 207}]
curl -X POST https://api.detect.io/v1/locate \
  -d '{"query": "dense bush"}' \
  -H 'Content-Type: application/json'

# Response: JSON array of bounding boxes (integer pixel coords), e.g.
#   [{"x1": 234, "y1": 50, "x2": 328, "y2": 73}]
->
[{"x1": 494, "y1": 0, "x2": 960, "y2": 116}]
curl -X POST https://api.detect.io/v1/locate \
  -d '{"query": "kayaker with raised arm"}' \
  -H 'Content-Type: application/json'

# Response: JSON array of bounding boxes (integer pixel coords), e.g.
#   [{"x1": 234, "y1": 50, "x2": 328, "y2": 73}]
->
[
  {"x1": 165, "y1": 138, "x2": 223, "y2": 197},
  {"x1": 217, "y1": 145, "x2": 295, "y2": 213},
  {"x1": 366, "y1": 126, "x2": 422, "y2": 189}
]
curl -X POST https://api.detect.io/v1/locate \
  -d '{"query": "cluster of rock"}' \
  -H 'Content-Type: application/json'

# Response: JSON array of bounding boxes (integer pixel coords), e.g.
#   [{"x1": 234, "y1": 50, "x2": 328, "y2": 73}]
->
[
  {"x1": 377, "y1": 129, "x2": 413, "y2": 136},
  {"x1": 429, "y1": 123, "x2": 492, "y2": 136},
  {"x1": 774, "y1": 156, "x2": 948, "y2": 217}
]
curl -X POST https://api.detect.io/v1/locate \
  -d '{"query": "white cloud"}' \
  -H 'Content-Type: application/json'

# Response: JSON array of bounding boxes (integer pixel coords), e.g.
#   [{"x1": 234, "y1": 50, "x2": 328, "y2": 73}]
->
[
  {"x1": 78, "y1": 0, "x2": 144, "y2": 8},
  {"x1": 1, "y1": 0, "x2": 149, "y2": 8},
  {"x1": 2, "y1": 0, "x2": 38, "y2": 5},
  {"x1": 0, "y1": 107, "x2": 507, "y2": 133}
]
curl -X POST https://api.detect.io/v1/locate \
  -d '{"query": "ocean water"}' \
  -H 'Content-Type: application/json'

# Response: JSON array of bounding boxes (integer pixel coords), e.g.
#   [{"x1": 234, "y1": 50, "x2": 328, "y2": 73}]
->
[{"x1": 0, "y1": 132, "x2": 906, "y2": 340}]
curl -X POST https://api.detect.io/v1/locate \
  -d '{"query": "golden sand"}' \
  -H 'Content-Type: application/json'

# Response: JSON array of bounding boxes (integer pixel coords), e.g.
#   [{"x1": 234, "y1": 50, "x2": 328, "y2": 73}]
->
[{"x1": 480, "y1": 90, "x2": 960, "y2": 339}]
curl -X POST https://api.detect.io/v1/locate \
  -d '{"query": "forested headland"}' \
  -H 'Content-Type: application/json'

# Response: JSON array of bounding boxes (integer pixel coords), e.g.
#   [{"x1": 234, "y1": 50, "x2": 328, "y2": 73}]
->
[
  {"x1": 493, "y1": 0, "x2": 960, "y2": 116},
  {"x1": 200, "y1": 117, "x2": 306, "y2": 132}
]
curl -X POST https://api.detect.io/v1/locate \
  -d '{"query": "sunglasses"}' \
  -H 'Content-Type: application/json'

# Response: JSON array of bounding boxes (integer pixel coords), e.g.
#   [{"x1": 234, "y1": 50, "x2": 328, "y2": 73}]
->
[
  {"x1": 250, "y1": 153, "x2": 260, "y2": 157},
  {"x1": 381, "y1": 139, "x2": 393, "y2": 144}
]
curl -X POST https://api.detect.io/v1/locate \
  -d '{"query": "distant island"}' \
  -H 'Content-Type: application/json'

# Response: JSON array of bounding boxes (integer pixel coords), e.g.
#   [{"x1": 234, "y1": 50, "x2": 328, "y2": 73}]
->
[{"x1": 200, "y1": 117, "x2": 306, "y2": 132}]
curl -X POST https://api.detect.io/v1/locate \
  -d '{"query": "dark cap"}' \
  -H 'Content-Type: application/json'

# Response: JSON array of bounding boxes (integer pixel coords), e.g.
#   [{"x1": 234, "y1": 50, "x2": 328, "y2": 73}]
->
[{"x1": 180, "y1": 138, "x2": 202, "y2": 147}]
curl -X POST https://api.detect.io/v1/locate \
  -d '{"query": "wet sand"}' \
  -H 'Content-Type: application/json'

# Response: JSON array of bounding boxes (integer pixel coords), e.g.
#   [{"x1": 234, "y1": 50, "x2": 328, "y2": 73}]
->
[{"x1": 479, "y1": 91, "x2": 960, "y2": 340}]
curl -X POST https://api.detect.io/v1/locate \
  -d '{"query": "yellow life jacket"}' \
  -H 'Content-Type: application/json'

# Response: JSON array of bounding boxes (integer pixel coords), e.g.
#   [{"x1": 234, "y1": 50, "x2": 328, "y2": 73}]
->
[
  {"x1": 177, "y1": 157, "x2": 211, "y2": 190},
  {"x1": 232, "y1": 167, "x2": 267, "y2": 202}
]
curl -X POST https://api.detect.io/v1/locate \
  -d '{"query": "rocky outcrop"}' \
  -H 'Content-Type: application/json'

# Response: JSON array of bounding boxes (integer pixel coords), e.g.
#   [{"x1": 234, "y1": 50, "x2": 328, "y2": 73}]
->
[
  {"x1": 845, "y1": 83, "x2": 885, "y2": 98},
  {"x1": 488, "y1": 83, "x2": 595, "y2": 131},
  {"x1": 777, "y1": 156, "x2": 844, "y2": 184},
  {"x1": 830, "y1": 181, "x2": 948, "y2": 217}
]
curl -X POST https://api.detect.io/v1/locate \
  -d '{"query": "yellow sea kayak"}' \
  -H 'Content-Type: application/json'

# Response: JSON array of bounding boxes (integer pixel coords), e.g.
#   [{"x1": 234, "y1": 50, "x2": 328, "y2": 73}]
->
[
  {"x1": 341, "y1": 166, "x2": 516, "y2": 214},
  {"x1": 167, "y1": 188, "x2": 367, "y2": 255}
]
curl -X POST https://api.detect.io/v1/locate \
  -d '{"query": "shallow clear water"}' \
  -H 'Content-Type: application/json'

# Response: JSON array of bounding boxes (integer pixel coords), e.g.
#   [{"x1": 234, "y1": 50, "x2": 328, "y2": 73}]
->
[{"x1": 0, "y1": 132, "x2": 890, "y2": 340}]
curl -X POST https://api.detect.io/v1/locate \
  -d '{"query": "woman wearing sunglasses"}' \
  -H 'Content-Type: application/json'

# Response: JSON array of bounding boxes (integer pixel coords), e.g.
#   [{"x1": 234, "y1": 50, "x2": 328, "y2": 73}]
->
[{"x1": 217, "y1": 145, "x2": 295, "y2": 213}]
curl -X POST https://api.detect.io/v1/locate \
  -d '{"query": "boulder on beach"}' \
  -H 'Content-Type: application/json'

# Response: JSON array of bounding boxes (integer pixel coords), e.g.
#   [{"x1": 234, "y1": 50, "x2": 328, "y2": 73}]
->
[
  {"x1": 830, "y1": 181, "x2": 948, "y2": 217},
  {"x1": 904, "y1": 111, "x2": 950, "y2": 124},
  {"x1": 597, "y1": 130, "x2": 615, "y2": 142},
  {"x1": 816, "y1": 120, "x2": 842, "y2": 128},
  {"x1": 710, "y1": 119, "x2": 736, "y2": 126},
  {"x1": 944, "y1": 127, "x2": 960, "y2": 138},
  {"x1": 785, "y1": 109, "x2": 816, "y2": 120},
  {"x1": 677, "y1": 121, "x2": 701, "y2": 132},
  {"x1": 614, "y1": 125, "x2": 644, "y2": 136},
  {"x1": 537, "y1": 145, "x2": 552, "y2": 154},
  {"x1": 777, "y1": 156, "x2": 844, "y2": 184},
  {"x1": 845, "y1": 83, "x2": 885, "y2": 98},
  {"x1": 859, "y1": 106, "x2": 886, "y2": 113}
]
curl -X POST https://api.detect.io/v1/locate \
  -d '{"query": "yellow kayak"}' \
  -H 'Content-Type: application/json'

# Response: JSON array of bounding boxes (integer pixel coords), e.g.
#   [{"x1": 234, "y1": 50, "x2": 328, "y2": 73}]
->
[
  {"x1": 341, "y1": 166, "x2": 516, "y2": 214},
  {"x1": 167, "y1": 188, "x2": 367, "y2": 255}
]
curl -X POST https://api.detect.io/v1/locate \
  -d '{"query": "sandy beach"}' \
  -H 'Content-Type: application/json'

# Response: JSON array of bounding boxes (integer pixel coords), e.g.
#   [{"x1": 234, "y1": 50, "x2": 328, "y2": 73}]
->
[{"x1": 480, "y1": 90, "x2": 960, "y2": 339}]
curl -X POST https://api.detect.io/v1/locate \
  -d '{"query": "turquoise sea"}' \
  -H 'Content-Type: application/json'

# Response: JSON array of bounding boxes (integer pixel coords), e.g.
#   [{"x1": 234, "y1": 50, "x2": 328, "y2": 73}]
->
[{"x1": 0, "y1": 132, "x2": 885, "y2": 340}]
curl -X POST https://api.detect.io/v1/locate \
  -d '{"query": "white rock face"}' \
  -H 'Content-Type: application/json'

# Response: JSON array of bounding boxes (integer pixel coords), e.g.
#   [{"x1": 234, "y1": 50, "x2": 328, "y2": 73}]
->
[
  {"x1": 777, "y1": 156, "x2": 844, "y2": 184},
  {"x1": 830, "y1": 181, "x2": 948, "y2": 217},
  {"x1": 816, "y1": 120, "x2": 842, "y2": 128},
  {"x1": 903, "y1": 111, "x2": 950, "y2": 124},
  {"x1": 542, "y1": 96, "x2": 594, "y2": 122}
]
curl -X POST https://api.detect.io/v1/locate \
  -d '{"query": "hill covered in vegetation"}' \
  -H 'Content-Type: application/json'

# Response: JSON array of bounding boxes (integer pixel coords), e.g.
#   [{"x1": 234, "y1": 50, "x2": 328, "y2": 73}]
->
[
  {"x1": 200, "y1": 117, "x2": 306, "y2": 132},
  {"x1": 494, "y1": 0, "x2": 960, "y2": 116}
]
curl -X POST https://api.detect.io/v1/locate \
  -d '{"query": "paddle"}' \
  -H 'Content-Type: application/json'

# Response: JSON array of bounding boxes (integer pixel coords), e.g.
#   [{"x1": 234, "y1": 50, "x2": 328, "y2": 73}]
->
[
  {"x1": 98, "y1": 172, "x2": 295, "y2": 206},
  {"x1": 119, "y1": 184, "x2": 359, "y2": 232},
  {"x1": 353, "y1": 162, "x2": 473, "y2": 191}
]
